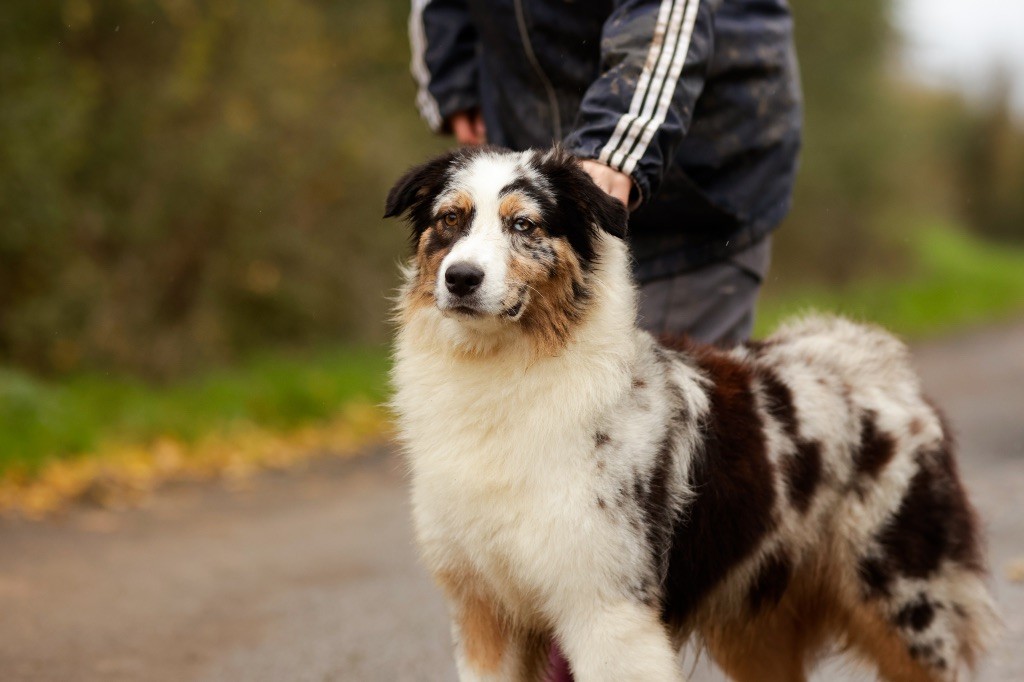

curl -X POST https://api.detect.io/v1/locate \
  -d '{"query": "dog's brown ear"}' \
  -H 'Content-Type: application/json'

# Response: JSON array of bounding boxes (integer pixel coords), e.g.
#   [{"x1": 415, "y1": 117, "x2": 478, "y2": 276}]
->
[
  {"x1": 536, "y1": 148, "x2": 628, "y2": 240},
  {"x1": 383, "y1": 150, "x2": 461, "y2": 220}
]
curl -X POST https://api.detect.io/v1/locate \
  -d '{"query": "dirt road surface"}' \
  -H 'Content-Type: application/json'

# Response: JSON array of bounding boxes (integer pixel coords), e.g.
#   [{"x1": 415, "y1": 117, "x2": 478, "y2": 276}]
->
[{"x1": 2, "y1": 323, "x2": 1023, "y2": 681}]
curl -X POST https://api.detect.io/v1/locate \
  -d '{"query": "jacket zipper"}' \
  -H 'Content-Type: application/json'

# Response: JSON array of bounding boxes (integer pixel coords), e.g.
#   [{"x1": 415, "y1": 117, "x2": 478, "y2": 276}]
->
[{"x1": 513, "y1": 0, "x2": 563, "y2": 141}]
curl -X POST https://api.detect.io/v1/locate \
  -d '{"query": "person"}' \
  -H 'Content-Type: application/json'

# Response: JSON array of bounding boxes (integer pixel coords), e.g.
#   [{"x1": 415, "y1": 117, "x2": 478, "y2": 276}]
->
[{"x1": 408, "y1": 0, "x2": 802, "y2": 347}]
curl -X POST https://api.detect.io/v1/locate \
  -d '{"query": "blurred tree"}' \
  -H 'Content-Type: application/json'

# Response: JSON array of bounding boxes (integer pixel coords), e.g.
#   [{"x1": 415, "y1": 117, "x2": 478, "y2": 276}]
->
[
  {"x1": 775, "y1": 0, "x2": 907, "y2": 285},
  {"x1": 0, "y1": 0, "x2": 440, "y2": 378},
  {"x1": 954, "y1": 77, "x2": 1024, "y2": 244}
]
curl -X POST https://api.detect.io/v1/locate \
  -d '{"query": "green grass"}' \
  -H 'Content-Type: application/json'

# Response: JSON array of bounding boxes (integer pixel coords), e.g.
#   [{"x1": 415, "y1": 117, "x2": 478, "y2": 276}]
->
[
  {"x1": 756, "y1": 224, "x2": 1024, "y2": 339},
  {"x1": 0, "y1": 347, "x2": 390, "y2": 477}
]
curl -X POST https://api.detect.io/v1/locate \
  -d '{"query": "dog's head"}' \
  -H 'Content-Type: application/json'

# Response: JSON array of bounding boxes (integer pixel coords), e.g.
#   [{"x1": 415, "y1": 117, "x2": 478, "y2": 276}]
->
[{"x1": 385, "y1": 146, "x2": 628, "y2": 353}]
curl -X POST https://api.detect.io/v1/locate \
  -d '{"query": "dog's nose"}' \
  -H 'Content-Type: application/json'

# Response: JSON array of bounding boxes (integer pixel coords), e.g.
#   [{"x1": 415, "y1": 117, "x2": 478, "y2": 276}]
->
[{"x1": 445, "y1": 262, "x2": 485, "y2": 297}]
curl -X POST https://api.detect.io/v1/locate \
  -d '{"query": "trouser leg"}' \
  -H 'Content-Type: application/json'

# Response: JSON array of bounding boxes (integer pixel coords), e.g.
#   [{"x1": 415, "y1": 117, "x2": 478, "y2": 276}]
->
[{"x1": 637, "y1": 236, "x2": 772, "y2": 345}]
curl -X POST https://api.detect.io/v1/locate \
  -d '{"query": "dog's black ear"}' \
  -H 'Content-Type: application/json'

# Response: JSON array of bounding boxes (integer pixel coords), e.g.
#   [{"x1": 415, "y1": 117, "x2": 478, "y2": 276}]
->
[
  {"x1": 536, "y1": 148, "x2": 629, "y2": 240},
  {"x1": 383, "y1": 150, "x2": 461, "y2": 220},
  {"x1": 575, "y1": 169, "x2": 629, "y2": 240}
]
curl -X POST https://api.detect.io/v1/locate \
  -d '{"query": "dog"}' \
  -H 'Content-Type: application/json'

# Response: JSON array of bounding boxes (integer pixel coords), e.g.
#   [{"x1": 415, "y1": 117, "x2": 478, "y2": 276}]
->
[{"x1": 385, "y1": 146, "x2": 998, "y2": 681}]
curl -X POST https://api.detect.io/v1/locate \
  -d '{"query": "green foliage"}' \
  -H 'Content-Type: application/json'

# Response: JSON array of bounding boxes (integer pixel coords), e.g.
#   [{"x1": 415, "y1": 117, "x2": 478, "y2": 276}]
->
[
  {"x1": 773, "y1": 0, "x2": 904, "y2": 284},
  {"x1": 757, "y1": 223, "x2": 1024, "y2": 338},
  {"x1": 0, "y1": 0, "x2": 441, "y2": 377},
  {"x1": 952, "y1": 89, "x2": 1024, "y2": 244},
  {"x1": 0, "y1": 346, "x2": 389, "y2": 476}
]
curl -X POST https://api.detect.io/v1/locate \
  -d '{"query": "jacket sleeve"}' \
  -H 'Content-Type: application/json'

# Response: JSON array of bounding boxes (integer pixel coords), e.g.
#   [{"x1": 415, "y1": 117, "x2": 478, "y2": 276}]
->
[
  {"x1": 563, "y1": 0, "x2": 720, "y2": 204},
  {"x1": 409, "y1": 0, "x2": 480, "y2": 133}
]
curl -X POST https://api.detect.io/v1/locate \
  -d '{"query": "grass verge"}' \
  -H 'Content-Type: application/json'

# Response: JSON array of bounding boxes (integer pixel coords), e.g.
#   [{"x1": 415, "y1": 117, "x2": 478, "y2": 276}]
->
[
  {"x1": 756, "y1": 224, "x2": 1024, "y2": 339},
  {"x1": 0, "y1": 348, "x2": 390, "y2": 516}
]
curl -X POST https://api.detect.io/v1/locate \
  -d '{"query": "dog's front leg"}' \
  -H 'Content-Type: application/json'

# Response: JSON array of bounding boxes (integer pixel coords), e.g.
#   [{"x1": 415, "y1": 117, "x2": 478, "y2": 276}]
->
[
  {"x1": 556, "y1": 601, "x2": 683, "y2": 682},
  {"x1": 450, "y1": 591, "x2": 548, "y2": 682}
]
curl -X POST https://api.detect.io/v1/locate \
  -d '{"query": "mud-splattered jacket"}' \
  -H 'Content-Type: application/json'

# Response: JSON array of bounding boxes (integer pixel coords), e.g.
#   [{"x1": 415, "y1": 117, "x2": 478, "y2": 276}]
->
[{"x1": 410, "y1": 0, "x2": 802, "y2": 280}]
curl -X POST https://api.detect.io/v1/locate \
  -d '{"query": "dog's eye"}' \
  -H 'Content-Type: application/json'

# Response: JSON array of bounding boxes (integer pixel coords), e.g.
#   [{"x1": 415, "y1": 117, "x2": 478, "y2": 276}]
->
[
  {"x1": 512, "y1": 218, "x2": 535, "y2": 233},
  {"x1": 442, "y1": 211, "x2": 459, "y2": 227}
]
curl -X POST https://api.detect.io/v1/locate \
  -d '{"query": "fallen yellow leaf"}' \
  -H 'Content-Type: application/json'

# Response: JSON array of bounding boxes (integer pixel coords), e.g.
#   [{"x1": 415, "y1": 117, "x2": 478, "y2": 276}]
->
[{"x1": 0, "y1": 402, "x2": 391, "y2": 519}]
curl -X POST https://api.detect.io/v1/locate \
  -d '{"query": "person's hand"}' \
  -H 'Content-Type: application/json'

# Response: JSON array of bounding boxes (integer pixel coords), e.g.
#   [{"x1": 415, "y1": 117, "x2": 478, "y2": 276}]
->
[
  {"x1": 448, "y1": 109, "x2": 486, "y2": 145},
  {"x1": 580, "y1": 159, "x2": 633, "y2": 209}
]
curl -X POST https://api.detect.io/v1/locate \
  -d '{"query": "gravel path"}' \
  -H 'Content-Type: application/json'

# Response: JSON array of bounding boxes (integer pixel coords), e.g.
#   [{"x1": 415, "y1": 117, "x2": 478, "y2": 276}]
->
[{"x1": 2, "y1": 322, "x2": 1022, "y2": 681}]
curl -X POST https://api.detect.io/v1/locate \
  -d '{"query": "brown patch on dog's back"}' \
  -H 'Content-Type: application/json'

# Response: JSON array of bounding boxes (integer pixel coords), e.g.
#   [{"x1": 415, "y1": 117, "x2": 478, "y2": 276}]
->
[
  {"x1": 656, "y1": 333, "x2": 694, "y2": 354},
  {"x1": 660, "y1": 347, "x2": 777, "y2": 628}
]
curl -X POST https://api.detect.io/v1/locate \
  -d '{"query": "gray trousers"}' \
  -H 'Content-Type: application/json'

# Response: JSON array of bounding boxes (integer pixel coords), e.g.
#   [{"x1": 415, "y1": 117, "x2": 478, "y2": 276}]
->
[{"x1": 636, "y1": 237, "x2": 772, "y2": 346}]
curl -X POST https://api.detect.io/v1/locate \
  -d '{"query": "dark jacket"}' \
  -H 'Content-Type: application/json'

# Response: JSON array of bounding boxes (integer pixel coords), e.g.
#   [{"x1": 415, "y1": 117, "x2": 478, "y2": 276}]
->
[{"x1": 410, "y1": 0, "x2": 802, "y2": 281}]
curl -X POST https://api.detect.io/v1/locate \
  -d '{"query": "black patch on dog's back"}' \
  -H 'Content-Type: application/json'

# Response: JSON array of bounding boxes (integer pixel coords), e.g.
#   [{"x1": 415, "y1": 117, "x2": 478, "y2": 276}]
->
[
  {"x1": 759, "y1": 369, "x2": 798, "y2": 439},
  {"x1": 642, "y1": 430, "x2": 677, "y2": 573},
  {"x1": 757, "y1": 368, "x2": 823, "y2": 514},
  {"x1": 878, "y1": 436, "x2": 982, "y2": 580},
  {"x1": 659, "y1": 349, "x2": 777, "y2": 628},
  {"x1": 895, "y1": 594, "x2": 937, "y2": 632},
  {"x1": 748, "y1": 550, "x2": 792, "y2": 613},
  {"x1": 858, "y1": 555, "x2": 894, "y2": 597},
  {"x1": 860, "y1": 423, "x2": 983, "y2": 599},
  {"x1": 783, "y1": 440, "x2": 823, "y2": 514},
  {"x1": 854, "y1": 412, "x2": 896, "y2": 478}
]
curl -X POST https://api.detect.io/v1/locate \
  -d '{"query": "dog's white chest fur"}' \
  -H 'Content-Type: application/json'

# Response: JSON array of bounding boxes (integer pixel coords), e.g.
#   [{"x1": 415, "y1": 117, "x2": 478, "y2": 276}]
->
[{"x1": 393, "y1": 313, "x2": 642, "y2": 616}]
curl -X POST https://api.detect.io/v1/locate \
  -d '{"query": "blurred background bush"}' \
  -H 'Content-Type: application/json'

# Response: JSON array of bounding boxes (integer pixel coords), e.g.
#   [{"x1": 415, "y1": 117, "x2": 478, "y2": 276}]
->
[
  {"x1": 1, "y1": 0, "x2": 442, "y2": 378},
  {"x1": 1, "y1": 0, "x2": 1022, "y2": 482}
]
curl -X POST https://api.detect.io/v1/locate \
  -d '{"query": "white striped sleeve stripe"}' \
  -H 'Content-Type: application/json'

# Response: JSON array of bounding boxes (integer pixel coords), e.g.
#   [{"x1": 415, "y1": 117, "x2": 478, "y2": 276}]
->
[
  {"x1": 597, "y1": 0, "x2": 701, "y2": 176},
  {"x1": 621, "y1": 0, "x2": 701, "y2": 175},
  {"x1": 608, "y1": 0, "x2": 689, "y2": 170},
  {"x1": 597, "y1": 0, "x2": 676, "y2": 166},
  {"x1": 409, "y1": 0, "x2": 443, "y2": 131}
]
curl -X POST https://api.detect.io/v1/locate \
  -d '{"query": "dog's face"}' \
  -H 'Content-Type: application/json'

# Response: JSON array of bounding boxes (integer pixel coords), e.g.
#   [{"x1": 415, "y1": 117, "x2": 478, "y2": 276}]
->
[{"x1": 385, "y1": 147, "x2": 627, "y2": 352}]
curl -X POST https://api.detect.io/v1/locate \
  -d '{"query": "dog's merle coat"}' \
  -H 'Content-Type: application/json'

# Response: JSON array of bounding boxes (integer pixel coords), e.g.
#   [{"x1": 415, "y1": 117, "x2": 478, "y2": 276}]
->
[{"x1": 387, "y1": 147, "x2": 997, "y2": 682}]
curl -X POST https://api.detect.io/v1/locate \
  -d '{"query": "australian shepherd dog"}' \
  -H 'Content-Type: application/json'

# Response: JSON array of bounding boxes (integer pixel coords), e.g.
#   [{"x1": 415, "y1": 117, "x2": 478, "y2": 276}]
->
[{"x1": 385, "y1": 147, "x2": 998, "y2": 682}]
